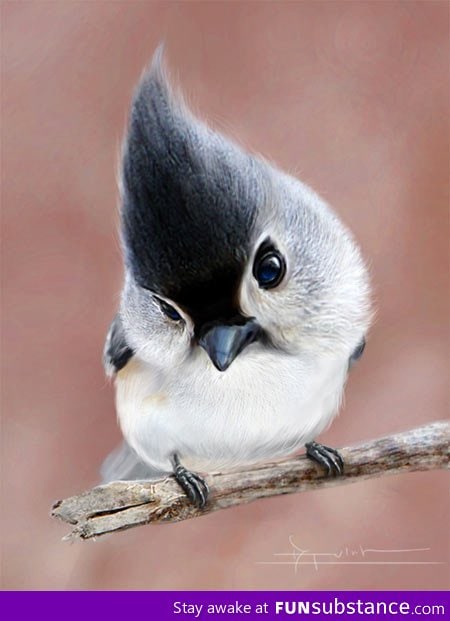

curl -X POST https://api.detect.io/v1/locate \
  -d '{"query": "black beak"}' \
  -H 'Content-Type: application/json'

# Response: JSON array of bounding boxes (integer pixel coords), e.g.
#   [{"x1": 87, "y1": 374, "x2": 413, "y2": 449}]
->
[{"x1": 198, "y1": 318, "x2": 261, "y2": 372}]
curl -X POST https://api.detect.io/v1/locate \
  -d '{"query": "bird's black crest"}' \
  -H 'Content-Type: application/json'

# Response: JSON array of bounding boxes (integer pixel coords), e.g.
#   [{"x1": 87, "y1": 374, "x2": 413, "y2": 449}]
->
[{"x1": 121, "y1": 50, "x2": 264, "y2": 323}]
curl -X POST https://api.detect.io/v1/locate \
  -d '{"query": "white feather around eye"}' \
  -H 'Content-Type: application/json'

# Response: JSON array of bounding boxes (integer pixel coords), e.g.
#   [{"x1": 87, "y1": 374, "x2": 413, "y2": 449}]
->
[
  {"x1": 239, "y1": 167, "x2": 372, "y2": 357},
  {"x1": 120, "y1": 271, "x2": 193, "y2": 370}
]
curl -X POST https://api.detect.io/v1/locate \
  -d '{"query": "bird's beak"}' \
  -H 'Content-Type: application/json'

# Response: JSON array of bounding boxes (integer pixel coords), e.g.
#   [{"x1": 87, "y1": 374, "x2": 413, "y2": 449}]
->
[{"x1": 198, "y1": 318, "x2": 261, "y2": 372}]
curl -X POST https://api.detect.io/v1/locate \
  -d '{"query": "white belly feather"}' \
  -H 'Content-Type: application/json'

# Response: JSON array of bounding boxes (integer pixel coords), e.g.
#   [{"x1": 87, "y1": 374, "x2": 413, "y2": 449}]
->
[{"x1": 115, "y1": 346, "x2": 348, "y2": 474}]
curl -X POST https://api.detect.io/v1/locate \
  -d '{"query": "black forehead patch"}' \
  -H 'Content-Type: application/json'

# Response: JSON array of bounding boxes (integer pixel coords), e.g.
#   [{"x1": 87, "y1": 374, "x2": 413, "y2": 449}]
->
[{"x1": 121, "y1": 53, "x2": 263, "y2": 319}]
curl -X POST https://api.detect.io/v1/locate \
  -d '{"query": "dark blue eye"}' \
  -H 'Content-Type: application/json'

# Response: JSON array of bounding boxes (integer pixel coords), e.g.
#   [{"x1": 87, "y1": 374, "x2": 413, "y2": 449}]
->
[
  {"x1": 157, "y1": 298, "x2": 183, "y2": 322},
  {"x1": 253, "y1": 244, "x2": 286, "y2": 289}
]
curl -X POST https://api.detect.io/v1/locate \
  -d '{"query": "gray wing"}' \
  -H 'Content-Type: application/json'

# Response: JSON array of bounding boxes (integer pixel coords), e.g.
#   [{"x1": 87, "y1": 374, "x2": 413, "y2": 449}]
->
[
  {"x1": 101, "y1": 315, "x2": 162, "y2": 482},
  {"x1": 348, "y1": 337, "x2": 366, "y2": 370},
  {"x1": 103, "y1": 314, "x2": 134, "y2": 377}
]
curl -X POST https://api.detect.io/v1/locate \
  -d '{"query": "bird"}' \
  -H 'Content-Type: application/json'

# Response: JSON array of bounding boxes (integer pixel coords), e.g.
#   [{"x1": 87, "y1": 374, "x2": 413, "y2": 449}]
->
[{"x1": 101, "y1": 48, "x2": 372, "y2": 508}]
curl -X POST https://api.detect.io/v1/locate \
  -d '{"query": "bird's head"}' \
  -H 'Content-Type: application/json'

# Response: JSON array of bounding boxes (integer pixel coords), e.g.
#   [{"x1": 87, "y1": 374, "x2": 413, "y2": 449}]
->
[{"x1": 119, "y1": 49, "x2": 372, "y2": 373}]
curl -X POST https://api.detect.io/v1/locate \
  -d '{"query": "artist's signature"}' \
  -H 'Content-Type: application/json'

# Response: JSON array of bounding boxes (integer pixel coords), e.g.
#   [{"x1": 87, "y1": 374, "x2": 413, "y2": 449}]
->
[{"x1": 257, "y1": 535, "x2": 446, "y2": 572}]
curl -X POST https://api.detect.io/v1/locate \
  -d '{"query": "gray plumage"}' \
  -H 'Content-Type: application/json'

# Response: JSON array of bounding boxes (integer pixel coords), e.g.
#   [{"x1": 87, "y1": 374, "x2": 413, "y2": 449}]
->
[{"x1": 102, "y1": 48, "x2": 372, "y2": 489}]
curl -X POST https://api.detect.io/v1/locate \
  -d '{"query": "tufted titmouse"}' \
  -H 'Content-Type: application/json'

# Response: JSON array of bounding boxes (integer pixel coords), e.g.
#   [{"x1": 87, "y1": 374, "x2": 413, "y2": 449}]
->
[{"x1": 101, "y1": 49, "x2": 372, "y2": 507}]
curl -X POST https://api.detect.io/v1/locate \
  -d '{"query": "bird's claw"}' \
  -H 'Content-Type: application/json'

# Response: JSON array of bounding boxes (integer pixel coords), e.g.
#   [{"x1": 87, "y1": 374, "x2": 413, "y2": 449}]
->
[
  {"x1": 173, "y1": 456, "x2": 209, "y2": 508},
  {"x1": 305, "y1": 441, "x2": 344, "y2": 477}
]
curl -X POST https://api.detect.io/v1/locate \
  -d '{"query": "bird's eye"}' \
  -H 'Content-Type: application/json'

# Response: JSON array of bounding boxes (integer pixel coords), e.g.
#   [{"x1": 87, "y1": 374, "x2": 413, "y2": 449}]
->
[
  {"x1": 253, "y1": 242, "x2": 286, "y2": 290},
  {"x1": 156, "y1": 298, "x2": 183, "y2": 322}
]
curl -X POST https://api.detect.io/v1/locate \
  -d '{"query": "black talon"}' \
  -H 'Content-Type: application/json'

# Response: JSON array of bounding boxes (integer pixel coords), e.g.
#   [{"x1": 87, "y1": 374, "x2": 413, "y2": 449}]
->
[
  {"x1": 305, "y1": 441, "x2": 344, "y2": 477},
  {"x1": 172, "y1": 454, "x2": 209, "y2": 508}
]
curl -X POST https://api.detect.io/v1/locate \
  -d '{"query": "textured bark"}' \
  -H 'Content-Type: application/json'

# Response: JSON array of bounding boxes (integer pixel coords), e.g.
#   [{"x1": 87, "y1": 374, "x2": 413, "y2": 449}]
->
[{"x1": 51, "y1": 421, "x2": 449, "y2": 540}]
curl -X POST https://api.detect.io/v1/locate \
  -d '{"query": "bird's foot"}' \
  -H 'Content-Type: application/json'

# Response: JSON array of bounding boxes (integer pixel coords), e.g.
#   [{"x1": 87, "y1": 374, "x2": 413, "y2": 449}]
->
[
  {"x1": 305, "y1": 441, "x2": 344, "y2": 477},
  {"x1": 172, "y1": 454, "x2": 209, "y2": 508}
]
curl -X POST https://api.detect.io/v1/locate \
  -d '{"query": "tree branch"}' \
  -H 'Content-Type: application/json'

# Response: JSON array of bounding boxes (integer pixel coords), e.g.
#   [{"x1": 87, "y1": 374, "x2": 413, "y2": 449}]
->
[{"x1": 51, "y1": 421, "x2": 449, "y2": 541}]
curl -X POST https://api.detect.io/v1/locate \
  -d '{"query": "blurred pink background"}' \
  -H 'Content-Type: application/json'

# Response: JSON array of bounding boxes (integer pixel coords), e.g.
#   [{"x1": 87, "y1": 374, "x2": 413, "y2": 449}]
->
[{"x1": 2, "y1": 1, "x2": 448, "y2": 590}]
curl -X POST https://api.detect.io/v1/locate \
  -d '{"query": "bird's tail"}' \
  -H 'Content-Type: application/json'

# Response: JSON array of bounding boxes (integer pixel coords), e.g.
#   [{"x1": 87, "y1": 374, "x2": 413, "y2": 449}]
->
[{"x1": 100, "y1": 441, "x2": 164, "y2": 483}]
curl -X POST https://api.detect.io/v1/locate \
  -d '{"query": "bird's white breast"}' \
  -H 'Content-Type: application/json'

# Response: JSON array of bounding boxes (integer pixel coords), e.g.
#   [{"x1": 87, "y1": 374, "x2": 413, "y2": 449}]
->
[{"x1": 115, "y1": 346, "x2": 348, "y2": 474}]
